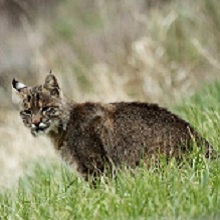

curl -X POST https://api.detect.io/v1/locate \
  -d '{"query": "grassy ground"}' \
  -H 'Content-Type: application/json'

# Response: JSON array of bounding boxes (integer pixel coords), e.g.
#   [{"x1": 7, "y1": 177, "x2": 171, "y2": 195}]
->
[
  {"x1": 0, "y1": 82, "x2": 220, "y2": 220},
  {"x1": 0, "y1": 1, "x2": 220, "y2": 218}
]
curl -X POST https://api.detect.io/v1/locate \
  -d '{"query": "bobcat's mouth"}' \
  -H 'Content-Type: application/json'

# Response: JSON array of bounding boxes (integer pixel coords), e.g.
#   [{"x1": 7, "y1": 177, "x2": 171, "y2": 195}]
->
[{"x1": 31, "y1": 122, "x2": 50, "y2": 136}]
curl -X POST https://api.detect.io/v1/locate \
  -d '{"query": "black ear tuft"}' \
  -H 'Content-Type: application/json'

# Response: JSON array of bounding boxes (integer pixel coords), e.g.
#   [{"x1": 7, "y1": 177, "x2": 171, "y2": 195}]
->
[{"x1": 12, "y1": 78, "x2": 17, "y2": 89}]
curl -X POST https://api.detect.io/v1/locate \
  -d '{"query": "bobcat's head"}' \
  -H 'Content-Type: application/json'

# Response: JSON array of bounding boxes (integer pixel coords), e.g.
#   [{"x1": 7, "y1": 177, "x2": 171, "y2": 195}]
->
[{"x1": 12, "y1": 73, "x2": 65, "y2": 136}]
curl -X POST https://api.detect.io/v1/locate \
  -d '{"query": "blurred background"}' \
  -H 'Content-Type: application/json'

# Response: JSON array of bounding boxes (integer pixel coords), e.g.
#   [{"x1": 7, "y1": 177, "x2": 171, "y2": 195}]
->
[{"x1": 0, "y1": 0, "x2": 219, "y2": 187}]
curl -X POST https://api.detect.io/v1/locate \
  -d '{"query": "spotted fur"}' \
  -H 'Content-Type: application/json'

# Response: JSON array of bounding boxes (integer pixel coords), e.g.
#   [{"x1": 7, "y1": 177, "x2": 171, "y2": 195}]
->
[{"x1": 12, "y1": 75, "x2": 66, "y2": 136}]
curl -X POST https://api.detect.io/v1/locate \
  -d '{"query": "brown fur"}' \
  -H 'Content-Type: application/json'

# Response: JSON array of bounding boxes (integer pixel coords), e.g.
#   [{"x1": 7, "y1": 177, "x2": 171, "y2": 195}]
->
[{"x1": 12, "y1": 74, "x2": 216, "y2": 180}]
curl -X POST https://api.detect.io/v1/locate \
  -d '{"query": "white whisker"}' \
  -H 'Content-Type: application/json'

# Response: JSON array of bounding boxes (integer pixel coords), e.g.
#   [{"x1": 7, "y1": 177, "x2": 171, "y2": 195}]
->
[{"x1": 39, "y1": 123, "x2": 47, "y2": 128}]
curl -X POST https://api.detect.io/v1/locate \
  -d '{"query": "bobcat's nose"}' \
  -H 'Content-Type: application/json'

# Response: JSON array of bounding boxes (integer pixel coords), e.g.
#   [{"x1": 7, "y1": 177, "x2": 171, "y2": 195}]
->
[
  {"x1": 32, "y1": 114, "x2": 42, "y2": 127},
  {"x1": 31, "y1": 114, "x2": 48, "y2": 134}
]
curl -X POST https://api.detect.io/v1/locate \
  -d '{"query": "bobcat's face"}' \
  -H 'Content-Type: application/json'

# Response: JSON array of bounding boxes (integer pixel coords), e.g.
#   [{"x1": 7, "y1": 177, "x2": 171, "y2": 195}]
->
[{"x1": 12, "y1": 74, "x2": 64, "y2": 136}]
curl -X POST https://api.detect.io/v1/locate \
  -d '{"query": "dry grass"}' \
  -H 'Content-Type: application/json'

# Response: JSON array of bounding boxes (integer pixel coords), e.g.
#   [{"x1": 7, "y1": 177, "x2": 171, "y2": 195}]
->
[
  {"x1": 0, "y1": 0, "x2": 219, "y2": 187},
  {"x1": 0, "y1": 110, "x2": 57, "y2": 188}
]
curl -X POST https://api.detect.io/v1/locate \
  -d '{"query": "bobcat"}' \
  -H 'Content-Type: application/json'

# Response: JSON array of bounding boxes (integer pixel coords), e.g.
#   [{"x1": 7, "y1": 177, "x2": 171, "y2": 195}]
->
[{"x1": 12, "y1": 73, "x2": 215, "y2": 180}]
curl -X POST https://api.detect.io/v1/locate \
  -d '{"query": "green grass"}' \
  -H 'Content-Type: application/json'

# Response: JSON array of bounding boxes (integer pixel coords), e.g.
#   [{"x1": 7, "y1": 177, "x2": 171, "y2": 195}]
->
[{"x1": 1, "y1": 82, "x2": 220, "y2": 220}]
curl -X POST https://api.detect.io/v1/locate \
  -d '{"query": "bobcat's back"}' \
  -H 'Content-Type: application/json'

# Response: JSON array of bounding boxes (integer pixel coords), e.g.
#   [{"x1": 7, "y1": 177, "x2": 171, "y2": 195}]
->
[{"x1": 55, "y1": 101, "x2": 214, "y2": 178}]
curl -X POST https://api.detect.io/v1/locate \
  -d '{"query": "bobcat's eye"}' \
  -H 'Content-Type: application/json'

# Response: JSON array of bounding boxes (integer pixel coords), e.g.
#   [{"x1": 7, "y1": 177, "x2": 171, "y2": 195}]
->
[
  {"x1": 20, "y1": 110, "x2": 32, "y2": 116},
  {"x1": 42, "y1": 106, "x2": 57, "y2": 115},
  {"x1": 42, "y1": 106, "x2": 51, "y2": 112}
]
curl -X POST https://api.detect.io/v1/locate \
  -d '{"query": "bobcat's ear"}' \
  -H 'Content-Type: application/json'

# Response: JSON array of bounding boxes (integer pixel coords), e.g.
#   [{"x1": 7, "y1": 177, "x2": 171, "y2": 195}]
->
[
  {"x1": 44, "y1": 72, "x2": 61, "y2": 97},
  {"x1": 12, "y1": 79, "x2": 28, "y2": 95},
  {"x1": 12, "y1": 79, "x2": 28, "y2": 104}
]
